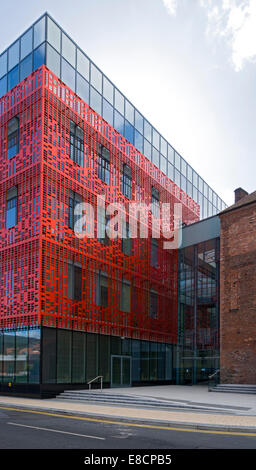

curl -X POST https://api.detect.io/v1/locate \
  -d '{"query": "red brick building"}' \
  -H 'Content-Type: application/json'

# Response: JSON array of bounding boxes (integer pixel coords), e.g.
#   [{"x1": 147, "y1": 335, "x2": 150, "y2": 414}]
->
[{"x1": 220, "y1": 189, "x2": 256, "y2": 384}]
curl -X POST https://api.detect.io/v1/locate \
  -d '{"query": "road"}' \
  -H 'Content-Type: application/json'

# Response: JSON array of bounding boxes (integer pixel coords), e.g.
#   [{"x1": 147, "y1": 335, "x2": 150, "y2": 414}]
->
[{"x1": 0, "y1": 406, "x2": 255, "y2": 449}]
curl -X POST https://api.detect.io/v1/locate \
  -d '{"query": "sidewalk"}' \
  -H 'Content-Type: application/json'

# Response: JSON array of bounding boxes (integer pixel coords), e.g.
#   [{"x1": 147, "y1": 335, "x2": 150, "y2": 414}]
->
[{"x1": 1, "y1": 387, "x2": 256, "y2": 434}]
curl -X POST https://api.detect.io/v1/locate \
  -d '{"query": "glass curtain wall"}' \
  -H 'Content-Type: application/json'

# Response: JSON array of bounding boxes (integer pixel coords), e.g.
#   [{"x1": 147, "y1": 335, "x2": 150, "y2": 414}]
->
[{"x1": 178, "y1": 238, "x2": 220, "y2": 384}]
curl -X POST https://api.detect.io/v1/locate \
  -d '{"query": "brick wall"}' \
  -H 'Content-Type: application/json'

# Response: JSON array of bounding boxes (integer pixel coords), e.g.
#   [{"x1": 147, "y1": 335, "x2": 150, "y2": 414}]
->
[{"x1": 220, "y1": 202, "x2": 256, "y2": 384}]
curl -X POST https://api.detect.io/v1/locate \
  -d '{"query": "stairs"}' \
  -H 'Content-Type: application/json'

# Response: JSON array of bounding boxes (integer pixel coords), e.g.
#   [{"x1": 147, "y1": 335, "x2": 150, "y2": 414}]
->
[{"x1": 209, "y1": 384, "x2": 256, "y2": 394}]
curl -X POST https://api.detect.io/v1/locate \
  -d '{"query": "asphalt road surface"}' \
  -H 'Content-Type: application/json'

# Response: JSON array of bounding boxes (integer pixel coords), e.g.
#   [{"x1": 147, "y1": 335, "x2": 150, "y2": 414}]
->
[{"x1": 0, "y1": 406, "x2": 255, "y2": 449}]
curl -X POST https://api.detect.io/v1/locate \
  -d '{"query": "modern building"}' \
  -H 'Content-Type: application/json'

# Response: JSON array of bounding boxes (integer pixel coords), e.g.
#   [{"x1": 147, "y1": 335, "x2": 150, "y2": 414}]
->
[{"x1": 0, "y1": 13, "x2": 227, "y2": 396}]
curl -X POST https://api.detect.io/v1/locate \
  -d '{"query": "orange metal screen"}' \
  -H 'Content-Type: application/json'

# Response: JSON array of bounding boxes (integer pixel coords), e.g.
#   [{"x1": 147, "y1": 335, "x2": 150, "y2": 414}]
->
[{"x1": 0, "y1": 66, "x2": 199, "y2": 343}]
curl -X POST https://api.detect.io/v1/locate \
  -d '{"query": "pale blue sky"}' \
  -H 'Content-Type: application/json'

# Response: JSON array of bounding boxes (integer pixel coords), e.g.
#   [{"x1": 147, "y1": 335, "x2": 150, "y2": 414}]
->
[{"x1": 1, "y1": 0, "x2": 255, "y2": 205}]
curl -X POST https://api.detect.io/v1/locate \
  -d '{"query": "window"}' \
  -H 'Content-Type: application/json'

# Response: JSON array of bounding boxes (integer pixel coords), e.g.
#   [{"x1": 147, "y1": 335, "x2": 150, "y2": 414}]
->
[
  {"x1": 97, "y1": 271, "x2": 108, "y2": 307},
  {"x1": 68, "y1": 191, "x2": 83, "y2": 231},
  {"x1": 150, "y1": 290, "x2": 158, "y2": 319},
  {"x1": 69, "y1": 120, "x2": 84, "y2": 166},
  {"x1": 7, "y1": 116, "x2": 19, "y2": 159},
  {"x1": 151, "y1": 239, "x2": 159, "y2": 268},
  {"x1": 121, "y1": 222, "x2": 131, "y2": 256},
  {"x1": 122, "y1": 164, "x2": 132, "y2": 199},
  {"x1": 67, "y1": 260, "x2": 82, "y2": 300},
  {"x1": 98, "y1": 144, "x2": 110, "y2": 184},
  {"x1": 151, "y1": 187, "x2": 160, "y2": 218},
  {"x1": 98, "y1": 212, "x2": 109, "y2": 245},
  {"x1": 121, "y1": 279, "x2": 131, "y2": 313},
  {"x1": 6, "y1": 186, "x2": 18, "y2": 229}
]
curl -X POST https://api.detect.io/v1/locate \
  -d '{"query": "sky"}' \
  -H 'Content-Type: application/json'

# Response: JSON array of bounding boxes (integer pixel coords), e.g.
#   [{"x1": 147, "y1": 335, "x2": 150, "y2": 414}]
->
[{"x1": 0, "y1": 0, "x2": 256, "y2": 205}]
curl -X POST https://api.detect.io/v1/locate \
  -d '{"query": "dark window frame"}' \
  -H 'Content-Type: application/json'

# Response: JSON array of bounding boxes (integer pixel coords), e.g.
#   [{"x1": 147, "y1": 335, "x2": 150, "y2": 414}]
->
[
  {"x1": 6, "y1": 186, "x2": 18, "y2": 229},
  {"x1": 7, "y1": 116, "x2": 19, "y2": 160},
  {"x1": 122, "y1": 163, "x2": 132, "y2": 199},
  {"x1": 150, "y1": 290, "x2": 158, "y2": 319},
  {"x1": 151, "y1": 187, "x2": 160, "y2": 218},
  {"x1": 69, "y1": 120, "x2": 84, "y2": 166},
  {"x1": 98, "y1": 144, "x2": 110, "y2": 184}
]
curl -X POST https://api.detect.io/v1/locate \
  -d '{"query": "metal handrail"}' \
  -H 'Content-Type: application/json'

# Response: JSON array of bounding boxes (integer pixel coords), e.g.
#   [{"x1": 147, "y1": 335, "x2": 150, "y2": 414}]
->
[
  {"x1": 208, "y1": 369, "x2": 220, "y2": 380},
  {"x1": 87, "y1": 375, "x2": 103, "y2": 391}
]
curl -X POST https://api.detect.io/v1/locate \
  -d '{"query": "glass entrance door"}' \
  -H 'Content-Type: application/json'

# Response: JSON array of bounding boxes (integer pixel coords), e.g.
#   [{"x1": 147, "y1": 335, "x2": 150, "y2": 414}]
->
[{"x1": 111, "y1": 355, "x2": 131, "y2": 387}]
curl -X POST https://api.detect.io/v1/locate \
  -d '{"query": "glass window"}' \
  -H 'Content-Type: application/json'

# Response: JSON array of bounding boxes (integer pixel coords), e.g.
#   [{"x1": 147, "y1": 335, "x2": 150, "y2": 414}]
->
[
  {"x1": 141, "y1": 341, "x2": 149, "y2": 380},
  {"x1": 187, "y1": 165, "x2": 193, "y2": 182},
  {"x1": 132, "y1": 339, "x2": 140, "y2": 381},
  {"x1": 124, "y1": 121, "x2": 134, "y2": 144},
  {"x1": 175, "y1": 152, "x2": 181, "y2": 170},
  {"x1": 181, "y1": 157, "x2": 187, "y2": 176},
  {"x1": 77, "y1": 49, "x2": 89, "y2": 80},
  {"x1": 160, "y1": 155, "x2": 167, "y2": 174},
  {"x1": 144, "y1": 120, "x2": 152, "y2": 142},
  {"x1": 115, "y1": 88, "x2": 124, "y2": 114},
  {"x1": 0, "y1": 51, "x2": 7, "y2": 79},
  {"x1": 144, "y1": 139, "x2": 151, "y2": 161},
  {"x1": 90, "y1": 63, "x2": 102, "y2": 93},
  {"x1": 62, "y1": 33, "x2": 76, "y2": 67},
  {"x1": 168, "y1": 162, "x2": 174, "y2": 181},
  {"x1": 3, "y1": 332, "x2": 15, "y2": 382},
  {"x1": 152, "y1": 129, "x2": 160, "y2": 150},
  {"x1": 125, "y1": 100, "x2": 134, "y2": 124},
  {"x1": 114, "y1": 109, "x2": 124, "y2": 135},
  {"x1": 67, "y1": 261, "x2": 82, "y2": 300},
  {"x1": 150, "y1": 342, "x2": 158, "y2": 380},
  {"x1": 193, "y1": 185, "x2": 198, "y2": 202},
  {"x1": 61, "y1": 58, "x2": 75, "y2": 90},
  {"x1": 121, "y1": 222, "x2": 131, "y2": 256},
  {"x1": 121, "y1": 280, "x2": 131, "y2": 313},
  {"x1": 181, "y1": 174, "x2": 186, "y2": 192},
  {"x1": 33, "y1": 43, "x2": 45, "y2": 71},
  {"x1": 57, "y1": 329, "x2": 72, "y2": 383},
  {"x1": 134, "y1": 130, "x2": 143, "y2": 153},
  {"x1": 97, "y1": 212, "x2": 109, "y2": 245},
  {"x1": 8, "y1": 41, "x2": 19, "y2": 71},
  {"x1": 152, "y1": 147, "x2": 159, "y2": 168},
  {"x1": 68, "y1": 190, "x2": 83, "y2": 230},
  {"x1": 76, "y1": 73, "x2": 89, "y2": 103},
  {"x1": 16, "y1": 330, "x2": 28, "y2": 383},
  {"x1": 98, "y1": 144, "x2": 110, "y2": 185},
  {"x1": 20, "y1": 53, "x2": 32, "y2": 81},
  {"x1": 42, "y1": 327, "x2": 56, "y2": 383},
  {"x1": 28, "y1": 328, "x2": 40, "y2": 383},
  {"x1": 8, "y1": 116, "x2": 19, "y2": 159},
  {"x1": 187, "y1": 180, "x2": 192, "y2": 198},
  {"x1": 97, "y1": 271, "x2": 108, "y2": 307},
  {"x1": 151, "y1": 187, "x2": 160, "y2": 218},
  {"x1": 151, "y1": 239, "x2": 159, "y2": 267},
  {"x1": 47, "y1": 17, "x2": 61, "y2": 52},
  {"x1": 0, "y1": 75, "x2": 7, "y2": 98},
  {"x1": 34, "y1": 16, "x2": 46, "y2": 49},
  {"x1": 198, "y1": 176, "x2": 203, "y2": 193},
  {"x1": 123, "y1": 164, "x2": 132, "y2": 199},
  {"x1": 69, "y1": 120, "x2": 84, "y2": 166},
  {"x1": 8, "y1": 65, "x2": 19, "y2": 90},
  {"x1": 46, "y1": 44, "x2": 60, "y2": 77},
  {"x1": 213, "y1": 192, "x2": 217, "y2": 207},
  {"x1": 174, "y1": 169, "x2": 180, "y2": 186},
  {"x1": 150, "y1": 291, "x2": 158, "y2": 319},
  {"x1": 203, "y1": 182, "x2": 208, "y2": 198},
  {"x1": 6, "y1": 186, "x2": 18, "y2": 229},
  {"x1": 72, "y1": 331, "x2": 86, "y2": 383},
  {"x1": 168, "y1": 145, "x2": 174, "y2": 164},
  {"x1": 193, "y1": 170, "x2": 198, "y2": 188},
  {"x1": 21, "y1": 28, "x2": 32, "y2": 60},
  {"x1": 103, "y1": 99, "x2": 114, "y2": 126},
  {"x1": 160, "y1": 137, "x2": 167, "y2": 157},
  {"x1": 103, "y1": 76, "x2": 113, "y2": 104},
  {"x1": 90, "y1": 86, "x2": 102, "y2": 114},
  {"x1": 135, "y1": 110, "x2": 143, "y2": 134}
]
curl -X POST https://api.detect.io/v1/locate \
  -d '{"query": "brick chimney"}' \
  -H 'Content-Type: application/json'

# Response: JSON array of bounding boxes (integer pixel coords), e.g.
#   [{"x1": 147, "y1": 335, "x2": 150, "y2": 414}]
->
[{"x1": 234, "y1": 187, "x2": 248, "y2": 204}]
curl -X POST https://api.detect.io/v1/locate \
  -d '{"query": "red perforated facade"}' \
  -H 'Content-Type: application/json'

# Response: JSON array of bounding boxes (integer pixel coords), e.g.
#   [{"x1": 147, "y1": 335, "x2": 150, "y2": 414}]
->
[{"x1": 0, "y1": 66, "x2": 199, "y2": 346}]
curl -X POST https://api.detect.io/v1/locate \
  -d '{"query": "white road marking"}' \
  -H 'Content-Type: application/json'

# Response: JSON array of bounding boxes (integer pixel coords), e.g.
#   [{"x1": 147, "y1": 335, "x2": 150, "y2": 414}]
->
[{"x1": 7, "y1": 422, "x2": 105, "y2": 440}]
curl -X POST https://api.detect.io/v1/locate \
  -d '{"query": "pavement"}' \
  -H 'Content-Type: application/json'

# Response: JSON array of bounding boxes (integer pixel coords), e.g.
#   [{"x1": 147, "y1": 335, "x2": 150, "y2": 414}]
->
[{"x1": 0, "y1": 385, "x2": 256, "y2": 434}]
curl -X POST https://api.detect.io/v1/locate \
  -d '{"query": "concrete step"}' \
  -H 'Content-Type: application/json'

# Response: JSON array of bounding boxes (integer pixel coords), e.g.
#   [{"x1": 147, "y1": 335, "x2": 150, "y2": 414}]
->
[{"x1": 209, "y1": 384, "x2": 256, "y2": 394}]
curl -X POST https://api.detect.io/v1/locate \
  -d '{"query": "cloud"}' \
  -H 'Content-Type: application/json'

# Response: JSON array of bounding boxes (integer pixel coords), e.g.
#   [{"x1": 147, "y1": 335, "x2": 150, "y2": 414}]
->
[
  {"x1": 162, "y1": 0, "x2": 177, "y2": 16},
  {"x1": 200, "y1": 0, "x2": 256, "y2": 71}
]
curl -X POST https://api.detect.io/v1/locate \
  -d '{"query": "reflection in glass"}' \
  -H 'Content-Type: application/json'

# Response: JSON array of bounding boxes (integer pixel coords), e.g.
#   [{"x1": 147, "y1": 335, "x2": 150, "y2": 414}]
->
[
  {"x1": 125, "y1": 100, "x2": 134, "y2": 124},
  {"x1": 134, "y1": 130, "x2": 143, "y2": 153},
  {"x1": 91, "y1": 63, "x2": 102, "y2": 93},
  {"x1": 0, "y1": 75, "x2": 7, "y2": 98},
  {"x1": 144, "y1": 139, "x2": 151, "y2": 161},
  {"x1": 90, "y1": 86, "x2": 102, "y2": 114},
  {"x1": 103, "y1": 99, "x2": 113, "y2": 125},
  {"x1": 21, "y1": 29, "x2": 32, "y2": 60},
  {"x1": 46, "y1": 44, "x2": 60, "y2": 78},
  {"x1": 114, "y1": 109, "x2": 124, "y2": 135},
  {"x1": 33, "y1": 44, "x2": 45, "y2": 71},
  {"x1": 57, "y1": 329, "x2": 71, "y2": 383},
  {"x1": 47, "y1": 17, "x2": 61, "y2": 52},
  {"x1": 3, "y1": 331, "x2": 15, "y2": 382},
  {"x1": 152, "y1": 147, "x2": 159, "y2": 168},
  {"x1": 103, "y1": 76, "x2": 113, "y2": 104},
  {"x1": 16, "y1": 330, "x2": 28, "y2": 383},
  {"x1": 20, "y1": 54, "x2": 32, "y2": 81},
  {"x1": 152, "y1": 129, "x2": 160, "y2": 150},
  {"x1": 34, "y1": 16, "x2": 46, "y2": 49},
  {"x1": 0, "y1": 51, "x2": 7, "y2": 78},
  {"x1": 124, "y1": 121, "x2": 134, "y2": 144},
  {"x1": 144, "y1": 120, "x2": 152, "y2": 142},
  {"x1": 76, "y1": 73, "x2": 89, "y2": 103},
  {"x1": 8, "y1": 41, "x2": 19, "y2": 71},
  {"x1": 62, "y1": 33, "x2": 76, "y2": 67},
  {"x1": 115, "y1": 88, "x2": 124, "y2": 114},
  {"x1": 8, "y1": 65, "x2": 19, "y2": 91},
  {"x1": 77, "y1": 49, "x2": 89, "y2": 80},
  {"x1": 28, "y1": 328, "x2": 40, "y2": 383},
  {"x1": 61, "y1": 58, "x2": 75, "y2": 90},
  {"x1": 135, "y1": 110, "x2": 143, "y2": 134}
]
